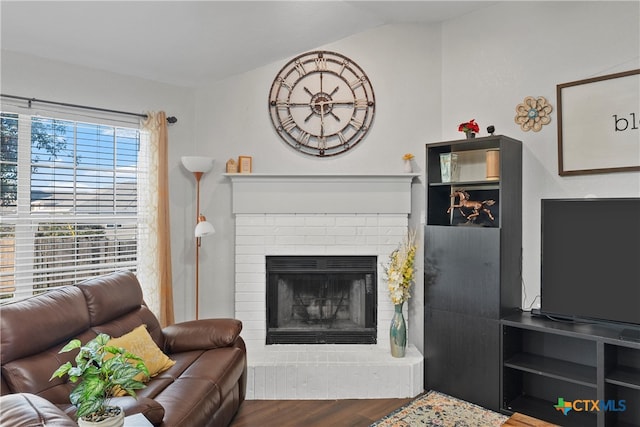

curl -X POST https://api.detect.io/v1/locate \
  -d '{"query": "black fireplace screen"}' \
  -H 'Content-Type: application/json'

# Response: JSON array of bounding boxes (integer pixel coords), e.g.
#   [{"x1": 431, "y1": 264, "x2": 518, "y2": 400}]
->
[{"x1": 266, "y1": 256, "x2": 377, "y2": 344}]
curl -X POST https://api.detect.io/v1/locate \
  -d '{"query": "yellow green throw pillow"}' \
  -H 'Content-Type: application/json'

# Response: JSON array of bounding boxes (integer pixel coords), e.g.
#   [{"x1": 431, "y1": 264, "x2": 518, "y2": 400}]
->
[{"x1": 107, "y1": 324, "x2": 175, "y2": 381}]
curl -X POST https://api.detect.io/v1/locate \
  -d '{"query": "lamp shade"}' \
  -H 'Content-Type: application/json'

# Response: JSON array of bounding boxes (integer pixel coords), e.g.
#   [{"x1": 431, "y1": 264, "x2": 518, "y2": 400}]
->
[
  {"x1": 182, "y1": 156, "x2": 214, "y2": 173},
  {"x1": 195, "y1": 214, "x2": 215, "y2": 237}
]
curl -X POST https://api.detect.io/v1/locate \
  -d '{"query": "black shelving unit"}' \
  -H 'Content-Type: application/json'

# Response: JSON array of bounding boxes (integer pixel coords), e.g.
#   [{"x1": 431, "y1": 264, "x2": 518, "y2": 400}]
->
[
  {"x1": 502, "y1": 313, "x2": 640, "y2": 426},
  {"x1": 424, "y1": 135, "x2": 522, "y2": 411}
]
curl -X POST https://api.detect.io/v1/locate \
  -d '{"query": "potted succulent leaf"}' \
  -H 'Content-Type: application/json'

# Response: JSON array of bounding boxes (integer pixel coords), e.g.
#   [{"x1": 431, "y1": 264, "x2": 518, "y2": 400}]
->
[{"x1": 50, "y1": 333, "x2": 149, "y2": 427}]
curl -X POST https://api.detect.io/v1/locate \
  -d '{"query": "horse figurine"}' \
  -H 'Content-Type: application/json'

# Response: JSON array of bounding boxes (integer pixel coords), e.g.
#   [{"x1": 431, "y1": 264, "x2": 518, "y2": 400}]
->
[{"x1": 447, "y1": 190, "x2": 496, "y2": 222}]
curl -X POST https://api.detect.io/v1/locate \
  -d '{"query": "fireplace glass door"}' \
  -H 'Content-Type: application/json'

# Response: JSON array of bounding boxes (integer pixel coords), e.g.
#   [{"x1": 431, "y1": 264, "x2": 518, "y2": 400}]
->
[{"x1": 266, "y1": 256, "x2": 377, "y2": 344}]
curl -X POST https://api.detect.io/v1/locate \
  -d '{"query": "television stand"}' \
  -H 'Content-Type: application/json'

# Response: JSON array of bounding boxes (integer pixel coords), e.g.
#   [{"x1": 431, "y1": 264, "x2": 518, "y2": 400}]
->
[
  {"x1": 501, "y1": 312, "x2": 640, "y2": 427},
  {"x1": 620, "y1": 328, "x2": 640, "y2": 343}
]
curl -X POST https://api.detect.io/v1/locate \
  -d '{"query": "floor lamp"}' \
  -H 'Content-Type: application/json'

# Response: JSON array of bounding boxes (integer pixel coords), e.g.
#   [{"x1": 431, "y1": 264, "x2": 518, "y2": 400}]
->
[{"x1": 182, "y1": 156, "x2": 215, "y2": 320}]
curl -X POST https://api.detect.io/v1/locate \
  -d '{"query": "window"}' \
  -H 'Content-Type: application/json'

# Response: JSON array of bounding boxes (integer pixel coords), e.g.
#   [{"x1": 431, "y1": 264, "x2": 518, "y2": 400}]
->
[{"x1": 0, "y1": 112, "x2": 147, "y2": 302}]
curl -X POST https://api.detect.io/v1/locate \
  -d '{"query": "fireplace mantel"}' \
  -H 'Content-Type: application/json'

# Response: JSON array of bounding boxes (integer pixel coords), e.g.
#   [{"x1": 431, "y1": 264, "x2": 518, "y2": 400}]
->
[{"x1": 224, "y1": 173, "x2": 419, "y2": 214}]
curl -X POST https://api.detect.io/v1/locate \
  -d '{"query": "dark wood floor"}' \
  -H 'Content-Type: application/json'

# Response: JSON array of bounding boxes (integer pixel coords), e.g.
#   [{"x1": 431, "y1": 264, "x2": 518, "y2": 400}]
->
[
  {"x1": 229, "y1": 398, "x2": 414, "y2": 427},
  {"x1": 229, "y1": 399, "x2": 557, "y2": 427}
]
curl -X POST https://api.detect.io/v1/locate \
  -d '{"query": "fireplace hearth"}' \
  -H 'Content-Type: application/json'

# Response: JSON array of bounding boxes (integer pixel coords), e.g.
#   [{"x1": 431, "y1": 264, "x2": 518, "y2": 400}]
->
[{"x1": 266, "y1": 256, "x2": 377, "y2": 344}]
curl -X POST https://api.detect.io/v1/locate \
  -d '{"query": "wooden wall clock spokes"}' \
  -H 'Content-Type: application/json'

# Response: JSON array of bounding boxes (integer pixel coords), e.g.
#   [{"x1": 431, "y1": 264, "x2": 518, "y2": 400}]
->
[{"x1": 268, "y1": 50, "x2": 375, "y2": 157}]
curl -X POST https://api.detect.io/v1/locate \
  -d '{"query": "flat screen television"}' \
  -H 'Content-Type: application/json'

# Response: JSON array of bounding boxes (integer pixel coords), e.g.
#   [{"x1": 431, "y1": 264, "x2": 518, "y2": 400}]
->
[{"x1": 540, "y1": 198, "x2": 640, "y2": 331}]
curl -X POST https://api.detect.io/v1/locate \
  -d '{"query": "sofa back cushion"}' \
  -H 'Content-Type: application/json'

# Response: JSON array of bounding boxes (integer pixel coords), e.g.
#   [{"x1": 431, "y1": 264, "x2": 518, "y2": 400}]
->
[
  {"x1": 76, "y1": 270, "x2": 144, "y2": 325},
  {"x1": 1, "y1": 286, "x2": 90, "y2": 364},
  {"x1": 76, "y1": 270, "x2": 165, "y2": 349},
  {"x1": 0, "y1": 286, "x2": 92, "y2": 400}
]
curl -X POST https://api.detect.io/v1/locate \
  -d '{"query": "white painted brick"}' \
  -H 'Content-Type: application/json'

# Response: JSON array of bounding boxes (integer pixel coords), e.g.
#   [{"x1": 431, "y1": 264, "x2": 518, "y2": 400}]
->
[
  {"x1": 264, "y1": 245, "x2": 297, "y2": 254},
  {"x1": 235, "y1": 263, "x2": 264, "y2": 274},
  {"x1": 380, "y1": 225, "x2": 409, "y2": 237},
  {"x1": 235, "y1": 245, "x2": 266, "y2": 255},
  {"x1": 273, "y1": 215, "x2": 306, "y2": 226},
  {"x1": 330, "y1": 226, "x2": 357, "y2": 236},
  {"x1": 365, "y1": 235, "x2": 381, "y2": 245},
  {"x1": 285, "y1": 365, "x2": 297, "y2": 397},
  {"x1": 335, "y1": 216, "x2": 367, "y2": 226},
  {"x1": 323, "y1": 245, "x2": 362, "y2": 255},
  {"x1": 291, "y1": 246, "x2": 328, "y2": 255},
  {"x1": 363, "y1": 216, "x2": 379, "y2": 226},
  {"x1": 236, "y1": 302, "x2": 264, "y2": 314},
  {"x1": 252, "y1": 365, "x2": 265, "y2": 399},
  {"x1": 358, "y1": 226, "x2": 381, "y2": 236},
  {"x1": 236, "y1": 215, "x2": 267, "y2": 226},
  {"x1": 304, "y1": 216, "x2": 335, "y2": 226},
  {"x1": 378, "y1": 215, "x2": 409, "y2": 226},
  {"x1": 304, "y1": 235, "x2": 336, "y2": 245},
  {"x1": 245, "y1": 368, "x2": 255, "y2": 399},
  {"x1": 275, "y1": 235, "x2": 305, "y2": 245},
  {"x1": 235, "y1": 292, "x2": 263, "y2": 302},
  {"x1": 236, "y1": 235, "x2": 266, "y2": 246},
  {"x1": 275, "y1": 365, "x2": 288, "y2": 399},
  {"x1": 236, "y1": 254, "x2": 264, "y2": 265},
  {"x1": 272, "y1": 226, "x2": 295, "y2": 236},
  {"x1": 239, "y1": 319, "x2": 264, "y2": 331},
  {"x1": 334, "y1": 235, "x2": 367, "y2": 245},
  {"x1": 235, "y1": 272, "x2": 263, "y2": 284},
  {"x1": 295, "y1": 226, "x2": 326, "y2": 236}
]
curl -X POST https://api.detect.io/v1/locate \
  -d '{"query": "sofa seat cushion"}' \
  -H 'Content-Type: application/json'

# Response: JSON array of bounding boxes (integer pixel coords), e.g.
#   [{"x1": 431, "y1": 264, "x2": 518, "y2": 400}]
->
[
  {"x1": 135, "y1": 350, "x2": 204, "y2": 400},
  {"x1": 180, "y1": 347, "x2": 246, "y2": 403},
  {"x1": 153, "y1": 377, "x2": 221, "y2": 427}
]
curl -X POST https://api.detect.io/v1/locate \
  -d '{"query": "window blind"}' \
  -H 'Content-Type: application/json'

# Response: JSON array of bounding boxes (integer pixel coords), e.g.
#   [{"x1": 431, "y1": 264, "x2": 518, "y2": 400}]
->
[{"x1": 0, "y1": 112, "x2": 148, "y2": 302}]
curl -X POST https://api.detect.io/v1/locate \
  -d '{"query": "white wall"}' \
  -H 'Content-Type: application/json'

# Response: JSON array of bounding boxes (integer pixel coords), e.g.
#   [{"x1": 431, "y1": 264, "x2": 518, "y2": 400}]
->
[
  {"x1": 441, "y1": 1, "x2": 640, "y2": 311},
  {"x1": 3, "y1": 1, "x2": 638, "y2": 354}
]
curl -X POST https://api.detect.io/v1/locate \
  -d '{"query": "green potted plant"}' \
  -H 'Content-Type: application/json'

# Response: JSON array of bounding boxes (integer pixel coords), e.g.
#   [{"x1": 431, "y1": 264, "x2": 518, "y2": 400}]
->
[{"x1": 50, "y1": 333, "x2": 149, "y2": 427}]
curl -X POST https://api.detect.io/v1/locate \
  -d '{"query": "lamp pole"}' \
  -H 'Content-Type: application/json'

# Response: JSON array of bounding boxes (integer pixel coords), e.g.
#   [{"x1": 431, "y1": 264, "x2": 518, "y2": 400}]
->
[
  {"x1": 181, "y1": 156, "x2": 215, "y2": 321},
  {"x1": 194, "y1": 171, "x2": 203, "y2": 319}
]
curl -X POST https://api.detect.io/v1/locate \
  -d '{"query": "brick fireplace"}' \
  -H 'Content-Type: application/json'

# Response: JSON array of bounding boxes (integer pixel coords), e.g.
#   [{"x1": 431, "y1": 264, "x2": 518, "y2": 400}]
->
[{"x1": 227, "y1": 174, "x2": 423, "y2": 399}]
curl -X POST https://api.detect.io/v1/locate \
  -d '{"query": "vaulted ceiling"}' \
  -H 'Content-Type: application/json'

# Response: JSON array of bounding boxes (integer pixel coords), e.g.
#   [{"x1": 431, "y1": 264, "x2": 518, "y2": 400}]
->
[{"x1": 1, "y1": 1, "x2": 497, "y2": 87}]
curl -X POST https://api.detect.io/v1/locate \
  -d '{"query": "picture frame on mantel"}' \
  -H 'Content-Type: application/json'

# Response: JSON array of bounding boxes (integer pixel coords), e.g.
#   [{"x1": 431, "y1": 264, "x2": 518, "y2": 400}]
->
[
  {"x1": 238, "y1": 156, "x2": 252, "y2": 173},
  {"x1": 556, "y1": 69, "x2": 640, "y2": 176}
]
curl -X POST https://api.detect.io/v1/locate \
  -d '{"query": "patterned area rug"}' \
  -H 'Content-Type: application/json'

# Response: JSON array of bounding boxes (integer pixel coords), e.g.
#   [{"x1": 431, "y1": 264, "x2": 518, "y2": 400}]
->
[{"x1": 370, "y1": 390, "x2": 508, "y2": 427}]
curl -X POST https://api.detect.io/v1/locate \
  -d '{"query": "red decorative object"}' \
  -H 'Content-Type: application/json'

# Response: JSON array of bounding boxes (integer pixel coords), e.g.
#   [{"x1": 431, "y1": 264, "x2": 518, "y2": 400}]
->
[{"x1": 458, "y1": 119, "x2": 480, "y2": 134}]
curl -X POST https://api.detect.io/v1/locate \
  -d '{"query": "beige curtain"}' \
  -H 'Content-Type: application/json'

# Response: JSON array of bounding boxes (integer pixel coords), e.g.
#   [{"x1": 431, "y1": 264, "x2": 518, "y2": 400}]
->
[{"x1": 140, "y1": 111, "x2": 175, "y2": 327}]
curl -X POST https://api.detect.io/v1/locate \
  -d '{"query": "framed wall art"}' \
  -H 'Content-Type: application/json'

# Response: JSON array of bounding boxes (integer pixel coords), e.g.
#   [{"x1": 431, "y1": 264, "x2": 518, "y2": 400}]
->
[
  {"x1": 238, "y1": 156, "x2": 252, "y2": 174},
  {"x1": 557, "y1": 69, "x2": 640, "y2": 176}
]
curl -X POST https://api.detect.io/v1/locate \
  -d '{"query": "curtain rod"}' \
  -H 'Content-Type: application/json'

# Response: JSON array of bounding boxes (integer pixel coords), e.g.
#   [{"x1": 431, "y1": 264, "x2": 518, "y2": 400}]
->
[{"x1": 0, "y1": 94, "x2": 178, "y2": 124}]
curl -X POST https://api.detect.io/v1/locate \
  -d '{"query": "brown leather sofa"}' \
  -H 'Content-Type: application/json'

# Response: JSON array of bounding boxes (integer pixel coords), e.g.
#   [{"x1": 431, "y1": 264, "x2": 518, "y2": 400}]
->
[{"x1": 0, "y1": 271, "x2": 247, "y2": 427}]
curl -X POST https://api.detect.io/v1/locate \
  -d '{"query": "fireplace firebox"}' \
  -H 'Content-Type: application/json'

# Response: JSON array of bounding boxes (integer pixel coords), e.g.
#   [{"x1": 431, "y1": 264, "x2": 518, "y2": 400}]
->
[{"x1": 266, "y1": 256, "x2": 377, "y2": 344}]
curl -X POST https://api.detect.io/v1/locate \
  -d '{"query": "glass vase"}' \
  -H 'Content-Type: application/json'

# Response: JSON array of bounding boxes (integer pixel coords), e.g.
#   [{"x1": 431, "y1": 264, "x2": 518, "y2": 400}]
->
[{"x1": 390, "y1": 303, "x2": 407, "y2": 358}]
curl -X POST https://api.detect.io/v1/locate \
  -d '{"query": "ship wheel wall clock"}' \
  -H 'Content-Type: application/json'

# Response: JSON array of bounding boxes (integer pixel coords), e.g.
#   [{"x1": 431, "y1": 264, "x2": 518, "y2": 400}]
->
[{"x1": 268, "y1": 51, "x2": 375, "y2": 157}]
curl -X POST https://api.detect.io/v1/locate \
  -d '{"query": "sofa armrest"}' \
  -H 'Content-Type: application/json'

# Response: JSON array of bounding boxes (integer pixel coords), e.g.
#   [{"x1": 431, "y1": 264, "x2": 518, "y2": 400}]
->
[
  {"x1": 0, "y1": 393, "x2": 77, "y2": 427},
  {"x1": 162, "y1": 319, "x2": 242, "y2": 353}
]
